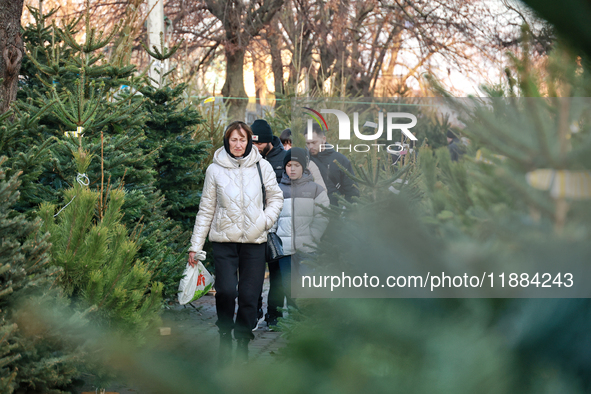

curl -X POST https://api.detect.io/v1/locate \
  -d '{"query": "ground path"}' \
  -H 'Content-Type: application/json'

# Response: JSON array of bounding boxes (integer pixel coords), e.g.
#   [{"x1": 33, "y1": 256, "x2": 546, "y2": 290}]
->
[
  {"x1": 158, "y1": 283, "x2": 287, "y2": 364},
  {"x1": 75, "y1": 276, "x2": 287, "y2": 393}
]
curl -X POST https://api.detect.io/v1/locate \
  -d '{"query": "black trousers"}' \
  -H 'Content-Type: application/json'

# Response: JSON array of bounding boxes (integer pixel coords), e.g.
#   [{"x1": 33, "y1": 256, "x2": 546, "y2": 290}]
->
[
  {"x1": 212, "y1": 242, "x2": 266, "y2": 340},
  {"x1": 257, "y1": 261, "x2": 285, "y2": 319}
]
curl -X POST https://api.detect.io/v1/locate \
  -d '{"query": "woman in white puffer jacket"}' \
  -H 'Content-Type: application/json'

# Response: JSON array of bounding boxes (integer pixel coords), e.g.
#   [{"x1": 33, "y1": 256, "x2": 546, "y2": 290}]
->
[{"x1": 188, "y1": 121, "x2": 283, "y2": 363}]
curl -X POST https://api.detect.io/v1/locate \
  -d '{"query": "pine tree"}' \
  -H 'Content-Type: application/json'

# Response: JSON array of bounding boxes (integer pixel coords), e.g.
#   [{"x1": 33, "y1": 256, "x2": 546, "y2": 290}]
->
[
  {"x1": 405, "y1": 35, "x2": 591, "y2": 390},
  {"x1": 140, "y1": 31, "x2": 209, "y2": 232},
  {"x1": 15, "y1": 4, "x2": 199, "y2": 299},
  {"x1": 140, "y1": 82, "x2": 209, "y2": 234},
  {"x1": 0, "y1": 157, "x2": 81, "y2": 393},
  {"x1": 39, "y1": 147, "x2": 163, "y2": 342},
  {"x1": 270, "y1": 35, "x2": 591, "y2": 393}
]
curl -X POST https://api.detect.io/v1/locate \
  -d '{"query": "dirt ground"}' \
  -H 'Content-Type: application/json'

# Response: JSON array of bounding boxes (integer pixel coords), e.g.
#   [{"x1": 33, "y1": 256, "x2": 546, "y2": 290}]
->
[{"x1": 74, "y1": 276, "x2": 287, "y2": 393}]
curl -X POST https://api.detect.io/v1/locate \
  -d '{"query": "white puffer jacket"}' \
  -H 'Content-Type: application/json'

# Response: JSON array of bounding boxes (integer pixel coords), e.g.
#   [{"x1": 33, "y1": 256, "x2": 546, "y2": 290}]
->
[{"x1": 188, "y1": 146, "x2": 284, "y2": 259}]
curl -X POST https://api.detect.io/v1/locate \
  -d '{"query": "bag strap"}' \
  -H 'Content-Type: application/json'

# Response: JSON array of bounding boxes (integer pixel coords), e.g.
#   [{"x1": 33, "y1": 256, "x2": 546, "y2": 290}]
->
[{"x1": 256, "y1": 162, "x2": 266, "y2": 209}]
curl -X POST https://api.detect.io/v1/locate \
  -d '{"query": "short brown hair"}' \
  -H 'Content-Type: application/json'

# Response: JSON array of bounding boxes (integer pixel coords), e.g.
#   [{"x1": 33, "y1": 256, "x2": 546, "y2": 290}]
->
[
  {"x1": 225, "y1": 121, "x2": 253, "y2": 140},
  {"x1": 280, "y1": 128, "x2": 292, "y2": 145},
  {"x1": 302, "y1": 122, "x2": 325, "y2": 137}
]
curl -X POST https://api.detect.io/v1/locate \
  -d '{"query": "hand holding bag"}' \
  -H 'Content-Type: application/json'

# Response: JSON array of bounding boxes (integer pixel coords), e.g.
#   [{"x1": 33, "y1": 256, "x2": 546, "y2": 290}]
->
[
  {"x1": 256, "y1": 162, "x2": 285, "y2": 262},
  {"x1": 178, "y1": 261, "x2": 214, "y2": 305}
]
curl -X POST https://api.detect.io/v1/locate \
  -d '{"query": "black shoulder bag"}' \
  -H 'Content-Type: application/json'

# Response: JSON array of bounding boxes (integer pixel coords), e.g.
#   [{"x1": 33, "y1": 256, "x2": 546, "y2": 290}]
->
[{"x1": 256, "y1": 162, "x2": 285, "y2": 262}]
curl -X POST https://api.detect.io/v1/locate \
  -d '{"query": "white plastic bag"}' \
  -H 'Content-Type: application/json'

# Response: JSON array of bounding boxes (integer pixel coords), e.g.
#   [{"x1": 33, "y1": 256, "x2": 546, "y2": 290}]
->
[{"x1": 178, "y1": 262, "x2": 214, "y2": 305}]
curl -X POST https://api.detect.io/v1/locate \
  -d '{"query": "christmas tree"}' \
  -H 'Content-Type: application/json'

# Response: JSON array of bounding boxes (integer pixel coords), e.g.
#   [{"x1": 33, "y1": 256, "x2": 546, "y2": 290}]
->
[
  {"x1": 39, "y1": 147, "x2": 163, "y2": 342},
  {"x1": 14, "y1": 4, "x2": 205, "y2": 299},
  {"x1": 266, "y1": 33, "x2": 591, "y2": 393},
  {"x1": 0, "y1": 157, "x2": 81, "y2": 393},
  {"x1": 140, "y1": 81, "x2": 209, "y2": 234}
]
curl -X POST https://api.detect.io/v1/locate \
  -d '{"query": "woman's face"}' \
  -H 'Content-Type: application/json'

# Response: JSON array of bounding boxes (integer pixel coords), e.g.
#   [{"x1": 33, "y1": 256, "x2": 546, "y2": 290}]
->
[
  {"x1": 286, "y1": 161, "x2": 303, "y2": 180},
  {"x1": 229, "y1": 128, "x2": 248, "y2": 157}
]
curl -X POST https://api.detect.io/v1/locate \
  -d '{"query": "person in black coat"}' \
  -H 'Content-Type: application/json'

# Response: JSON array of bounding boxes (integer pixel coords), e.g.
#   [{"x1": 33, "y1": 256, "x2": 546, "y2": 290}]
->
[
  {"x1": 280, "y1": 128, "x2": 292, "y2": 150},
  {"x1": 251, "y1": 119, "x2": 287, "y2": 183},
  {"x1": 250, "y1": 119, "x2": 287, "y2": 329},
  {"x1": 447, "y1": 129, "x2": 465, "y2": 162},
  {"x1": 305, "y1": 123, "x2": 359, "y2": 205}
]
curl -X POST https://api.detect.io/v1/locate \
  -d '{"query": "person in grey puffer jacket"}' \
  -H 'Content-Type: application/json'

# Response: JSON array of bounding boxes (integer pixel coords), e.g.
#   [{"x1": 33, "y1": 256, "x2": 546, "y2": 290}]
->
[
  {"x1": 188, "y1": 121, "x2": 283, "y2": 363},
  {"x1": 251, "y1": 119, "x2": 329, "y2": 329},
  {"x1": 272, "y1": 147, "x2": 330, "y2": 307}
]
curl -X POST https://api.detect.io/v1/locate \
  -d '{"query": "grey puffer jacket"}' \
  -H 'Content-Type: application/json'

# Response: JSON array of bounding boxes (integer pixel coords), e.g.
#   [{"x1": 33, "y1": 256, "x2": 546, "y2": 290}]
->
[
  {"x1": 188, "y1": 146, "x2": 284, "y2": 259},
  {"x1": 273, "y1": 172, "x2": 330, "y2": 255}
]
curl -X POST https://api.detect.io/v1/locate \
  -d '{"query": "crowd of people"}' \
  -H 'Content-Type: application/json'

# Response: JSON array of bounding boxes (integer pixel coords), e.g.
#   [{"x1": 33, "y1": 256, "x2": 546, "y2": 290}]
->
[
  {"x1": 187, "y1": 118, "x2": 359, "y2": 364},
  {"x1": 187, "y1": 118, "x2": 462, "y2": 364}
]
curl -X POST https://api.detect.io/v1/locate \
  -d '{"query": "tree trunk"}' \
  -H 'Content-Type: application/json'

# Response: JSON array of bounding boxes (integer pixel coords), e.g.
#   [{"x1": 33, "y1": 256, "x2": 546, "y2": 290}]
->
[
  {"x1": 267, "y1": 20, "x2": 284, "y2": 97},
  {"x1": 0, "y1": 0, "x2": 24, "y2": 114},
  {"x1": 147, "y1": 0, "x2": 165, "y2": 86},
  {"x1": 205, "y1": 0, "x2": 285, "y2": 121},
  {"x1": 253, "y1": 54, "x2": 267, "y2": 106},
  {"x1": 222, "y1": 47, "x2": 248, "y2": 122}
]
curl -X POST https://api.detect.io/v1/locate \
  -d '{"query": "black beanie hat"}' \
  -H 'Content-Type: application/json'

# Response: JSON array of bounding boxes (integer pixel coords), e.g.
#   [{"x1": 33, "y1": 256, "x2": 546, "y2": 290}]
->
[
  {"x1": 250, "y1": 119, "x2": 273, "y2": 143},
  {"x1": 283, "y1": 147, "x2": 308, "y2": 172},
  {"x1": 447, "y1": 129, "x2": 458, "y2": 139}
]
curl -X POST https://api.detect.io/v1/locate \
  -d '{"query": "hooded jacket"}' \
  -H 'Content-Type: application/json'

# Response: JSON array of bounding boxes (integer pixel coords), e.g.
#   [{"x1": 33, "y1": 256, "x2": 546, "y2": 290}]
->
[
  {"x1": 263, "y1": 135, "x2": 288, "y2": 183},
  {"x1": 448, "y1": 138, "x2": 465, "y2": 162},
  {"x1": 188, "y1": 146, "x2": 284, "y2": 259},
  {"x1": 273, "y1": 172, "x2": 330, "y2": 255},
  {"x1": 310, "y1": 148, "x2": 359, "y2": 205}
]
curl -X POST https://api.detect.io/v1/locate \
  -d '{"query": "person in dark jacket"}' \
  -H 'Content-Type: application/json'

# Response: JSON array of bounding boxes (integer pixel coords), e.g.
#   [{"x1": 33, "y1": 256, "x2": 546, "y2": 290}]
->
[
  {"x1": 305, "y1": 123, "x2": 359, "y2": 205},
  {"x1": 251, "y1": 119, "x2": 287, "y2": 183},
  {"x1": 250, "y1": 119, "x2": 287, "y2": 329},
  {"x1": 280, "y1": 128, "x2": 292, "y2": 150},
  {"x1": 447, "y1": 129, "x2": 465, "y2": 162}
]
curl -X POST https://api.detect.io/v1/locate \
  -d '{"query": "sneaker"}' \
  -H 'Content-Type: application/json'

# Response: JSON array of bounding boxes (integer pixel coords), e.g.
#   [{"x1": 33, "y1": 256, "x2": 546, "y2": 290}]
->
[
  {"x1": 267, "y1": 316, "x2": 279, "y2": 331},
  {"x1": 252, "y1": 309, "x2": 265, "y2": 331}
]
